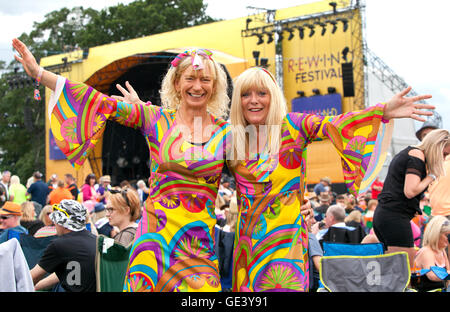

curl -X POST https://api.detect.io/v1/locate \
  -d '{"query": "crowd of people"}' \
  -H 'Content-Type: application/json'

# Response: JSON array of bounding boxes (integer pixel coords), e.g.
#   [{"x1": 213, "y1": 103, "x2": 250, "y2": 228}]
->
[
  {"x1": 1, "y1": 37, "x2": 448, "y2": 293},
  {"x1": 0, "y1": 169, "x2": 148, "y2": 291}
]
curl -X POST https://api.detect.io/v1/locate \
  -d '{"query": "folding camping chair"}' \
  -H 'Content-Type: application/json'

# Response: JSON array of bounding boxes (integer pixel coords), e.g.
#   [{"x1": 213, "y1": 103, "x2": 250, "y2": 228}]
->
[
  {"x1": 322, "y1": 242, "x2": 384, "y2": 257},
  {"x1": 317, "y1": 251, "x2": 413, "y2": 292},
  {"x1": 95, "y1": 235, "x2": 132, "y2": 292}
]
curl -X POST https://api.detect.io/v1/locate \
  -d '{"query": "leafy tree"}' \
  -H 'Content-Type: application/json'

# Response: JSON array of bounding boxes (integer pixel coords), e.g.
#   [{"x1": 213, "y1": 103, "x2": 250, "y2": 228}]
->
[{"x1": 0, "y1": 0, "x2": 215, "y2": 181}]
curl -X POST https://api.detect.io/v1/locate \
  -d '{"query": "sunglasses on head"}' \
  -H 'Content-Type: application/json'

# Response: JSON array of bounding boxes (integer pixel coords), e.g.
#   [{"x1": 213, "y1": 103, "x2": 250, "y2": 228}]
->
[
  {"x1": 52, "y1": 204, "x2": 70, "y2": 218},
  {"x1": 109, "y1": 188, "x2": 130, "y2": 207}
]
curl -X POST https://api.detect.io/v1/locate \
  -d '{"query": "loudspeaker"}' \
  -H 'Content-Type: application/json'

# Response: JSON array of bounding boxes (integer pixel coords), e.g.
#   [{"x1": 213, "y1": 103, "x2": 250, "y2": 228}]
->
[{"x1": 341, "y1": 62, "x2": 355, "y2": 97}]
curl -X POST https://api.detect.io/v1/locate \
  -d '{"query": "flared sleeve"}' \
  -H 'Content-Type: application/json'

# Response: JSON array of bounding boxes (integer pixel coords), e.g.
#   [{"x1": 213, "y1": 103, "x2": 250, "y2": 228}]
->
[
  {"x1": 287, "y1": 103, "x2": 394, "y2": 195},
  {"x1": 48, "y1": 77, "x2": 161, "y2": 169}
]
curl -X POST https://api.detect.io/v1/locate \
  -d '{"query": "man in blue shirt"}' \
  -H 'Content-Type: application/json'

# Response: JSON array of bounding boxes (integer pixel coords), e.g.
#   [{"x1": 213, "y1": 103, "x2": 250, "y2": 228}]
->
[{"x1": 26, "y1": 171, "x2": 50, "y2": 210}]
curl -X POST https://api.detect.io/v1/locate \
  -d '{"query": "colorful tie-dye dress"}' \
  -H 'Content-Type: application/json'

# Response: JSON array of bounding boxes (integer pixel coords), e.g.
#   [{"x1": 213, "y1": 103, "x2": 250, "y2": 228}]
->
[
  {"x1": 48, "y1": 77, "x2": 229, "y2": 292},
  {"x1": 230, "y1": 104, "x2": 389, "y2": 292}
]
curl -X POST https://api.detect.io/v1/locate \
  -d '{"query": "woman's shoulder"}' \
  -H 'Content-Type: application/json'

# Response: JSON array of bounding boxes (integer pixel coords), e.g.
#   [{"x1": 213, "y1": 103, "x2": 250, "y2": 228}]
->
[{"x1": 407, "y1": 146, "x2": 425, "y2": 161}]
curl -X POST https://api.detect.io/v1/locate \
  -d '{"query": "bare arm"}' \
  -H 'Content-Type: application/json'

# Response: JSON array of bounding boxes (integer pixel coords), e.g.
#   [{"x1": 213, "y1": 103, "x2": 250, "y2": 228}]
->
[
  {"x1": 12, "y1": 38, "x2": 58, "y2": 91},
  {"x1": 34, "y1": 273, "x2": 60, "y2": 291},
  {"x1": 403, "y1": 148, "x2": 435, "y2": 199}
]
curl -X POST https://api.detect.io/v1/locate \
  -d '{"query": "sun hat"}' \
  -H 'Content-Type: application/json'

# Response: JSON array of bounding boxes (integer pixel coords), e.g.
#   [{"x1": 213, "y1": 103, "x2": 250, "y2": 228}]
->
[
  {"x1": 50, "y1": 199, "x2": 86, "y2": 231},
  {"x1": 0, "y1": 202, "x2": 22, "y2": 216}
]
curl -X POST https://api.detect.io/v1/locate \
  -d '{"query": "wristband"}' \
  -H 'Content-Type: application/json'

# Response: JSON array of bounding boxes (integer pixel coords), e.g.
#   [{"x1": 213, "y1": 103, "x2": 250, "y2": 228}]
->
[
  {"x1": 34, "y1": 67, "x2": 43, "y2": 101},
  {"x1": 428, "y1": 174, "x2": 437, "y2": 181}
]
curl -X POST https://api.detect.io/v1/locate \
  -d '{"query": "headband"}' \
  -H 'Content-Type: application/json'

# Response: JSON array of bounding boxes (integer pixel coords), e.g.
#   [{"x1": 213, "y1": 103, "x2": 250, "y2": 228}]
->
[
  {"x1": 171, "y1": 49, "x2": 213, "y2": 70},
  {"x1": 257, "y1": 67, "x2": 277, "y2": 85}
]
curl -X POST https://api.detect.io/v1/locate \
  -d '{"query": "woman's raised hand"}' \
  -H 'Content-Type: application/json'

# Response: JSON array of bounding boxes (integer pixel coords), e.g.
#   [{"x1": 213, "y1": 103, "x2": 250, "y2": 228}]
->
[
  {"x1": 383, "y1": 86, "x2": 434, "y2": 122},
  {"x1": 111, "y1": 81, "x2": 145, "y2": 105},
  {"x1": 12, "y1": 38, "x2": 40, "y2": 79}
]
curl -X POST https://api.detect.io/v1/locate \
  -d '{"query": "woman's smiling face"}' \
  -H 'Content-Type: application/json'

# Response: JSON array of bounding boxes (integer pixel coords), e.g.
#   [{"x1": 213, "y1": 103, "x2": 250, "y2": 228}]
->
[
  {"x1": 241, "y1": 87, "x2": 271, "y2": 126},
  {"x1": 175, "y1": 65, "x2": 214, "y2": 110}
]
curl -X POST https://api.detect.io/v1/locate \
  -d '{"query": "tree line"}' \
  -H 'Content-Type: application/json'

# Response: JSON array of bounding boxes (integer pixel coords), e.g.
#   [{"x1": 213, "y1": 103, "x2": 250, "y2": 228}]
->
[{"x1": 0, "y1": 0, "x2": 216, "y2": 180}]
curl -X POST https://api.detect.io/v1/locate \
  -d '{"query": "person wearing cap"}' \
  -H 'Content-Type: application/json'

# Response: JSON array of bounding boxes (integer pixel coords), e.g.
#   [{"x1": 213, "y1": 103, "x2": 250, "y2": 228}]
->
[
  {"x1": 415, "y1": 120, "x2": 439, "y2": 142},
  {"x1": 30, "y1": 199, "x2": 96, "y2": 292},
  {"x1": 97, "y1": 175, "x2": 111, "y2": 205},
  {"x1": 0, "y1": 202, "x2": 28, "y2": 243}
]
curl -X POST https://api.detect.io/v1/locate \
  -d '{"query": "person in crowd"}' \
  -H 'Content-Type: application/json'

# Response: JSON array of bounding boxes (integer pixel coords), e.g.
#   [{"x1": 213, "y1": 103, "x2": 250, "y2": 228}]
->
[
  {"x1": 416, "y1": 122, "x2": 450, "y2": 263},
  {"x1": 20, "y1": 201, "x2": 44, "y2": 236},
  {"x1": 30, "y1": 199, "x2": 97, "y2": 292},
  {"x1": 81, "y1": 173, "x2": 98, "y2": 213},
  {"x1": 218, "y1": 175, "x2": 233, "y2": 204},
  {"x1": 0, "y1": 202, "x2": 28, "y2": 243},
  {"x1": 214, "y1": 195, "x2": 238, "y2": 291},
  {"x1": 335, "y1": 194, "x2": 347, "y2": 210},
  {"x1": 91, "y1": 202, "x2": 113, "y2": 238},
  {"x1": 314, "y1": 192, "x2": 331, "y2": 222},
  {"x1": 225, "y1": 66, "x2": 432, "y2": 292},
  {"x1": 305, "y1": 200, "x2": 323, "y2": 292},
  {"x1": 0, "y1": 171, "x2": 11, "y2": 203},
  {"x1": 344, "y1": 210, "x2": 367, "y2": 242},
  {"x1": 47, "y1": 174, "x2": 58, "y2": 191},
  {"x1": 8, "y1": 175, "x2": 27, "y2": 205},
  {"x1": 370, "y1": 176, "x2": 384, "y2": 200},
  {"x1": 48, "y1": 180, "x2": 74, "y2": 205},
  {"x1": 413, "y1": 215, "x2": 450, "y2": 291},
  {"x1": 26, "y1": 175, "x2": 35, "y2": 189},
  {"x1": 373, "y1": 129, "x2": 450, "y2": 267},
  {"x1": 34, "y1": 204, "x2": 57, "y2": 238},
  {"x1": 26, "y1": 171, "x2": 50, "y2": 212},
  {"x1": 136, "y1": 179, "x2": 149, "y2": 207},
  {"x1": 313, "y1": 177, "x2": 331, "y2": 197},
  {"x1": 314, "y1": 205, "x2": 358, "y2": 242},
  {"x1": 415, "y1": 120, "x2": 439, "y2": 142},
  {"x1": 363, "y1": 198, "x2": 378, "y2": 232},
  {"x1": 105, "y1": 187, "x2": 141, "y2": 247},
  {"x1": 97, "y1": 175, "x2": 111, "y2": 205},
  {"x1": 64, "y1": 173, "x2": 79, "y2": 201}
]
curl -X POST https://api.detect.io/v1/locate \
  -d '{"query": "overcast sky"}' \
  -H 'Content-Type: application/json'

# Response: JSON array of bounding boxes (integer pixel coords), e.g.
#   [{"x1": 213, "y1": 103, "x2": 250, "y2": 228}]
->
[{"x1": 1, "y1": 0, "x2": 449, "y2": 129}]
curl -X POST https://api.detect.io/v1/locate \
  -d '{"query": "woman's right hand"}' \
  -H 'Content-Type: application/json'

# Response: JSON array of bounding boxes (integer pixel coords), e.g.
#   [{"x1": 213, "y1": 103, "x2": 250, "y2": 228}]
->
[
  {"x1": 111, "y1": 81, "x2": 145, "y2": 106},
  {"x1": 12, "y1": 38, "x2": 40, "y2": 79}
]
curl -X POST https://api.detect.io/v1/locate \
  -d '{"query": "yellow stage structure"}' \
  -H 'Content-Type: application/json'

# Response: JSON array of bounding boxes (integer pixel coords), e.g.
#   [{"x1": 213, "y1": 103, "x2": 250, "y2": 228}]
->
[{"x1": 42, "y1": 0, "x2": 364, "y2": 188}]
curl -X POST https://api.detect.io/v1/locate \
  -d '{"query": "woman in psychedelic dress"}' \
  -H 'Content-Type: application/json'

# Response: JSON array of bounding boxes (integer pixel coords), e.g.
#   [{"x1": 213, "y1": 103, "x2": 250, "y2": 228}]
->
[
  {"x1": 227, "y1": 67, "x2": 433, "y2": 292},
  {"x1": 12, "y1": 38, "x2": 231, "y2": 292}
]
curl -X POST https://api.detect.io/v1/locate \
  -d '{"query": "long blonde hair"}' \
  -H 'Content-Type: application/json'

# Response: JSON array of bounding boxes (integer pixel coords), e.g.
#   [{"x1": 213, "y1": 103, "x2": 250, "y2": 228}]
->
[
  {"x1": 229, "y1": 67, "x2": 287, "y2": 167},
  {"x1": 160, "y1": 54, "x2": 229, "y2": 119},
  {"x1": 415, "y1": 129, "x2": 450, "y2": 176}
]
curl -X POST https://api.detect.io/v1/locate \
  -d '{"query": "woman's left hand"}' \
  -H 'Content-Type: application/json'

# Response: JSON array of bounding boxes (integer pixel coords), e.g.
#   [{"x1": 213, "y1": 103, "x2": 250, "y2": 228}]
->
[{"x1": 383, "y1": 86, "x2": 434, "y2": 121}]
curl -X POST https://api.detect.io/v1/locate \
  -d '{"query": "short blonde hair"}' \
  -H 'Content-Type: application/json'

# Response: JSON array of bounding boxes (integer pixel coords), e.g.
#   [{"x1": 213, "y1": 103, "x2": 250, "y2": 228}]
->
[
  {"x1": 415, "y1": 129, "x2": 450, "y2": 177},
  {"x1": 106, "y1": 187, "x2": 141, "y2": 222},
  {"x1": 422, "y1": 215, "x2": 450, "y2": 252},
  {"x1": 229, "y1": 67, "x2": 287, "y2": 166},
  {"x1": 39, "y1": 205, "x2": 53, "y2": 225},
  {"x1": 10, "y1": 175, "x2": 20, "y2": 185},
  {"x1": 345, "y1": 210, "x2": 363, "y2": 223},
  {"x1": 20, "y1": 201, "x2": 35, "y2": 221},
  {"x1": 160, "y1": 54, "x2": 229, "y2": 118}
]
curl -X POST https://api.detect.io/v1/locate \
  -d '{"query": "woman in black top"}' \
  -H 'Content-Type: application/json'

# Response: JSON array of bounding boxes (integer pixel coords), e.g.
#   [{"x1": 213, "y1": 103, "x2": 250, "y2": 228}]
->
[{"x1": 373, "y1": 129, "x2": 450, "y2": 266}]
